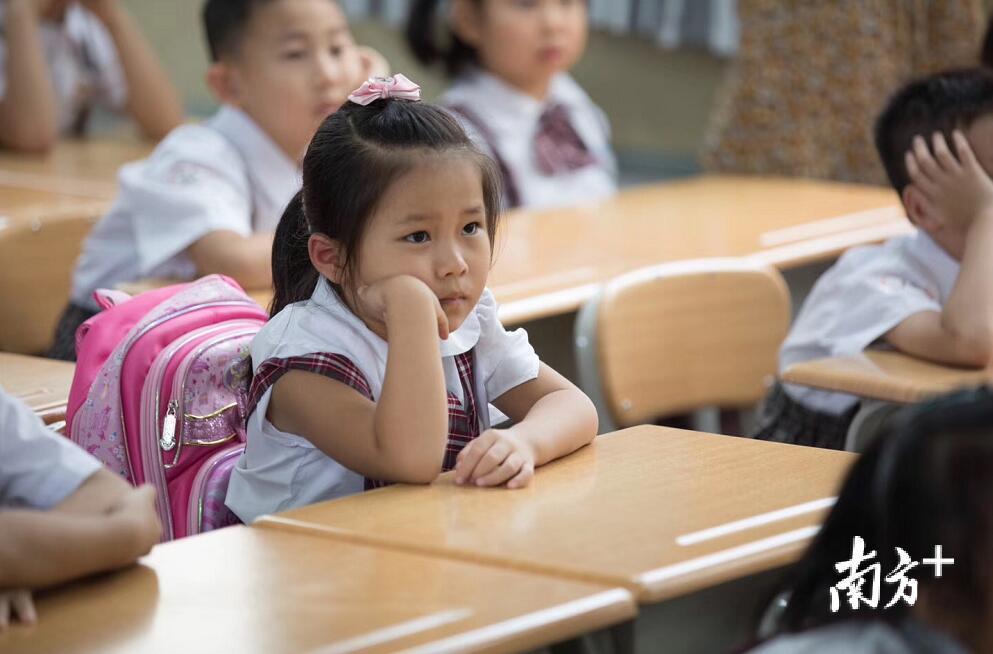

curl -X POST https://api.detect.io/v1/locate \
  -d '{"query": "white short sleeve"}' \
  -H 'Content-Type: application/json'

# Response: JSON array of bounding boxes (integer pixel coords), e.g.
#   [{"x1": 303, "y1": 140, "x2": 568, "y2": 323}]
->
[
  {"x1": 781, "y1": 247, "x2": 945, "y2": 370},
  {"x1": 121, "y1": 128, "x2": 253, "y2": 275},
  {"x1": 0, "y1": 387, "x2": 102, "y2": 509},
  {"x1": 473, "y1": 289, "x2": 540, "y2": 401}
]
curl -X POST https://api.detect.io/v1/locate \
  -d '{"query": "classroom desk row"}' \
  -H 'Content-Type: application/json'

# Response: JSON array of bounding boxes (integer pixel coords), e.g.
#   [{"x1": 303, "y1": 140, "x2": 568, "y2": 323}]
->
[
  {"x1": 0, "y1": 137, "x2": 151, "y2": 200},
  {"x1": 783, "y1": 349, "x2": 993, "y2": 405},
  {"x1": 5, "y1": 425, "x2": 855, "y2": 654},
  {"x1": 0, "y1": 352, "x2": 75, "y2": 426},
  {"x1": 118, "y1": 174, "x2": 910, "y2": 329}
]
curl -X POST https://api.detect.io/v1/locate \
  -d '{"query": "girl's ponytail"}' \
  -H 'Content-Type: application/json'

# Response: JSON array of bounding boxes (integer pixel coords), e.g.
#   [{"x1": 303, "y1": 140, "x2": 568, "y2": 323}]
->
[
  {"x1": 269, "y1": 190, "x2": 318, "y2": 317},
  {"x1": 406, "y1": 0, "x2": 478, "y2": 77}
]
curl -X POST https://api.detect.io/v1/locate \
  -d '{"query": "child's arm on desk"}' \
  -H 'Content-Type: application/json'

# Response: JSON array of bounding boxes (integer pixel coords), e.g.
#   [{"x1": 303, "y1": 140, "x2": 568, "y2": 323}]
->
[
  {"x1": 886, "y1": 131, "x2": 993, "y2": 367},
  {"x1": 454, "y1": 364, "x2": 598, "y2": 489},
  {"x1": 187, "y1": 230, "x2": 275, "y2": 291},
  {"x1": 0, "y1": 475, "x2": 160, "y2": 590},
  {"x1": 0, "y1": 0, "x2": 58, "y2": 152}
]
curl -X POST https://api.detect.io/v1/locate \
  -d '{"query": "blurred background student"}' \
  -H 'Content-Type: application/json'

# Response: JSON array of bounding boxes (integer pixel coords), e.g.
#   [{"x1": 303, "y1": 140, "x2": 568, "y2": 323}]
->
[
  {"x1": 0, "y1": 0, "x2": 183, "y2": 152},
  {"x1": 405, "y1": 0, "x2": 617, "y2": 210}
]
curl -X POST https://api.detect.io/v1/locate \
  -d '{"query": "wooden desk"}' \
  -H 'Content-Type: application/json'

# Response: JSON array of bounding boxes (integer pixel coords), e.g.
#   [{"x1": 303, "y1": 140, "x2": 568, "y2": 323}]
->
[
  {"x1": 0, "y1": 185, "x2": 107, "y2": 222},
  {"x1": 5, "y1": 526, "x2": 635, "y2": 654},
  {"x1": 258, "y1": 426, "x2": 854, "y2": 604},
  {"x1": 120, "y1": 176, "x2": 906, "y2": 327},
  {"x1": 0, "y1": 138, "x2": 151, "y2": 200},
  {"x1": 782, "y1": 350, "x2": 992, "y2": 404},
  {"x1": 0, "y1": 352, "x2": 75, "y2": 423},
  {"x1": 488, "y1": 175, "x2": 907, "y2": 324}
]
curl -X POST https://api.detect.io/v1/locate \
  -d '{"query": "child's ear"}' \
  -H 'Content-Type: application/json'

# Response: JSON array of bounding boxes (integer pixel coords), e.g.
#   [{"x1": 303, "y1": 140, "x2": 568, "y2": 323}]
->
[
  {"x1": 206, "y1": 62, "x2": 241, "y2": 106},
  {"x1": 902, "y1": 183, "x2": 943, "y2": 234},
  {"x1": 449, "y1": 0, "x2": 483, "y2": 47},
  {"x1": 308, "y1": 234, "x2": 346, "y2": 284}
]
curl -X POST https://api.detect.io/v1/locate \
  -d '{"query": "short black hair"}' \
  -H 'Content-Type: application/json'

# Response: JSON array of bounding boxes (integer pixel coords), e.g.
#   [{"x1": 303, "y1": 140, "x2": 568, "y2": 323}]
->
[
  {"x1": 202, "y1": 0, "x2": 277, "y2": 61},
  {"x1": 874, "y1": 68, "x2": 993, "y2": 194}
]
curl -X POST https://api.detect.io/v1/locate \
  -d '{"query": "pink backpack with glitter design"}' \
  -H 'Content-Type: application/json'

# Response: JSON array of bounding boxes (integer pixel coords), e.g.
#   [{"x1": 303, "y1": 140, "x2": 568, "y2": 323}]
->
[{"x1": 66, "y1": 275, "x2": 267, "y2": 541}]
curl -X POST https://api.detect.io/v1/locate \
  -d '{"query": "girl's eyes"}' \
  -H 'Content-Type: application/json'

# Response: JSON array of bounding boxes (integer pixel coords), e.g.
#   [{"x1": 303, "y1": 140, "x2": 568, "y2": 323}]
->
[
  {"x1": 403, "y1": 224, "x2": 482, "y2": 242},
  {"x1": 282, "y1": 50, "x2": 307, "y2": 60},
  {"x1": 329, "y1": 46, "x2": 343, "y2": 58}
]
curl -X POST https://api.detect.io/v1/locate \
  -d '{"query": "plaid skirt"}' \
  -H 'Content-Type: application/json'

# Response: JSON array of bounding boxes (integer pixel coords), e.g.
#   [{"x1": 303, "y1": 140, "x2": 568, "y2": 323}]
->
[
  {"x1": 749, "y1": 382, "x2": 858, "y2": 450},
  {"x1": 46, "y1": 302, "x2": 98, "y2": 361}
]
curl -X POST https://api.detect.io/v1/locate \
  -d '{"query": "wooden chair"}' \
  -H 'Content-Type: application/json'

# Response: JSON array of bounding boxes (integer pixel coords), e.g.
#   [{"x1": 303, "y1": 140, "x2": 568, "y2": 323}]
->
[
  {"x1": 574, "y1": 258, "x2": 791, "y2": 432},
  {"x1": 0, "y1": 211, "x2": 99, "y2": 354}
]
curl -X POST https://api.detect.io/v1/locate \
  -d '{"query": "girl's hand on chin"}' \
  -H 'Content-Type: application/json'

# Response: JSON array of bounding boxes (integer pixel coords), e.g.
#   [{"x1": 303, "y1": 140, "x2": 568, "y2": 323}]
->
[{"x1": 355, "y1": 276, "x2": 450, "y2": 340}]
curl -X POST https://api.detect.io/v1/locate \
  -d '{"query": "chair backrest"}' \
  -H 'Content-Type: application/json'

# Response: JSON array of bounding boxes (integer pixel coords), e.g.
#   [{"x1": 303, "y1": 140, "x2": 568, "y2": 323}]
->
[
  {"x1": 0, "y1": 211, "x2": 98, "y2": 354},
  {"x1": 575, "y1": 258, "x2": 791, "y2": 430}
]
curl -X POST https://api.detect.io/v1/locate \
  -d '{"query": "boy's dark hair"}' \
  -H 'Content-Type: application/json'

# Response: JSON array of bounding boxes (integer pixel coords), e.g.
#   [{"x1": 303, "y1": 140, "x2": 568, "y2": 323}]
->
[
  {"x1": 406, "y1": 0, "x2": 480, "y2": 77},
  {"x1": 765, "y1": 386, "x2": 993, "y2": 650},
  {"x1": 202, "y1": 0, "x2": 276, "y2": 62},
  {"x1": 874, "y1": 68, "x2": 993, "y2": 194},
  {"x1": 270, "y1": 98, "x2": 503, "y2": 316},
  {"x1": 981, "y1": 14, "x2": 993, "y2": 69}
]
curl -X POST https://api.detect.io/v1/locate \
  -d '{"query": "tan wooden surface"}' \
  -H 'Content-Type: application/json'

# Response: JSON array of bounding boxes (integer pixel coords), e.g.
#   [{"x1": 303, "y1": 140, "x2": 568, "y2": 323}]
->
[
  {"x1": 592, "y1": 259, "x2": 790, "y2": 425},
  {"x1": 0, "y1": 352, "x2": 75, "y2": 422},
  {"x1": 0, "y1": 211, "x2": 101, "y2": 353},
  {"x1": 782, "y1": 349, "x2": 993, "y2": 404},
  {"x1": 258, "y1": 426, "x2": 855, "y2": 604},
  {"x1": 4, "y1": 525, "x2": 636, "y2": 654},
  {"x1": 489, "y1": 175, "x2": 907, "y2": 324},
  {"x1": 0, "y1": 185, "x2": 108, "y2": 222},
  {"x1": 119, "y1": 175, "x2": 905, "y2": 326},
  {"x1": 0, "y1": 137, "x2": 151, "y2": 200}
]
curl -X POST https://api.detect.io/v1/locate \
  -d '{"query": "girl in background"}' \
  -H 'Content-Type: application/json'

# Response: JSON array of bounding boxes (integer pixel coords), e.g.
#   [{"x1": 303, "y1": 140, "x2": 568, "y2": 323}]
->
[{"x1": 406, "y1": 0, "x2": 616, "y2": 209}]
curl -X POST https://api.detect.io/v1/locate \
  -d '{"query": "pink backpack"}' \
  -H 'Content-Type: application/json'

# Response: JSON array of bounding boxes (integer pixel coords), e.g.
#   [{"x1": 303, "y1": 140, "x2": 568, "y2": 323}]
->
[{"x1": 67, "y1": 275, "x2": 267, "y2": 541}]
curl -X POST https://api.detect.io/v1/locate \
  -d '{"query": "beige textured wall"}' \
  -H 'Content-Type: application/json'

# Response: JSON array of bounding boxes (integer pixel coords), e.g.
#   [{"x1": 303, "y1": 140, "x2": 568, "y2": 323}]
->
[{"x1": 121, "y1": 0, "x2": 727, "y2": 158}]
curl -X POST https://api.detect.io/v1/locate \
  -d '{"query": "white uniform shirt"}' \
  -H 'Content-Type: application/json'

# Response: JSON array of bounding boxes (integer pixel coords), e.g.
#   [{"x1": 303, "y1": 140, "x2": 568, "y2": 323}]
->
[
  {"x1": 780, "y1": 230, "x2": 959, "y2": 414},
  {"x1": 71, "y1": 105, "x2": 301, "y2": 309},
  {"x1": 225, "y1": 278, "x2": 540, "y2": 523},
  {"x1": 0, "y1": 386, "x2": 101, "y2": 509},
  {"x1": 441, "y1": 70, "x2": 617, "y2": 210},
  {"x1": 0, "y1": 5, "x2": 127, "y2": 134}
]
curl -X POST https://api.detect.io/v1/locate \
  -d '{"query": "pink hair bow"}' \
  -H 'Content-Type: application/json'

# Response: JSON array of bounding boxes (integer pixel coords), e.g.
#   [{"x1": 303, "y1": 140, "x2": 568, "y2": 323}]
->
[{"x1": 347, "y1": 74, "x2": 421, "y2": 106}]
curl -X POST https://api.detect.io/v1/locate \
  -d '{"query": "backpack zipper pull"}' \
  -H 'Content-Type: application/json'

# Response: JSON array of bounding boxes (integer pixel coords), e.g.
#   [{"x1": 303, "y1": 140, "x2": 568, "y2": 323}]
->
[{"x1": 160, "y1": 400, "x2": 178, "y2": 451}]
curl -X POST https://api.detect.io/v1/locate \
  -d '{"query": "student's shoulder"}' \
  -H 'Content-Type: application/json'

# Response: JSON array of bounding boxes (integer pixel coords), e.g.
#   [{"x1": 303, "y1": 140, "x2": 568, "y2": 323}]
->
[
  {"x1": 824, "y1": 231, "x2": 922, "y2": 279},
  {"x1": 147, "y1": 120, "x2": 245, "y2": 171},
  {"x1": 116, "y1": 118, "x2": 250, "y2": 195},
  {"x1": 252, "y1": 295, "x2": 379, "y2": 368}
]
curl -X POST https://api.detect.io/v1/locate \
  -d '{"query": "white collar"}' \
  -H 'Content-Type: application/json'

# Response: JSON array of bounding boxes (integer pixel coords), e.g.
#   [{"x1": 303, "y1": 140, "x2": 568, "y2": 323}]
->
[
  {"x1": 449, "y1": 70, "x2": 586, "y2": 132},
  {"x1": 309, "y1": 278, "x2": 481, "y2": 358},
  {"x1": 209, "y1": 105, "x2": 302, "y2": 209},
  {"x1": 908, "y1": 229, "x2": 960, "y2": 280}
]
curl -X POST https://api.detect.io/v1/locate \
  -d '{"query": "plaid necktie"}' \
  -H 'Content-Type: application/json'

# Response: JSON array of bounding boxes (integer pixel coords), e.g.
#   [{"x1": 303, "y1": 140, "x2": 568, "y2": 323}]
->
[{"x1": 533, "y1": 103, "x2": 597, "y2": 175}]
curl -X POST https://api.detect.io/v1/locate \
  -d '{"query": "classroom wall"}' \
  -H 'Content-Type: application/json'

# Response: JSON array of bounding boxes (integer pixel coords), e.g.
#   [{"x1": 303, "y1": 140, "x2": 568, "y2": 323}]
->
[{"x1": 121, "y1": 1, "x2": 728, "y2": 176}]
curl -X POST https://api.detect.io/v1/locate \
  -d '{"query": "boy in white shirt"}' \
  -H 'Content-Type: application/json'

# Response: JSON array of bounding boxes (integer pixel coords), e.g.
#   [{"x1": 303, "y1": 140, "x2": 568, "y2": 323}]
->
[
  {"x1": 50, "y1": 0, "x2": 382, "y2": 360},
  {"x1": 753, "y1": 68, "x2": 993, "y2": 449},
  {"x1": 0, "y1": 0, "x2": 183, "y2": 151},
  {"x1": 0, "y1": 386, "x2": 160, "y2": 629}
]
